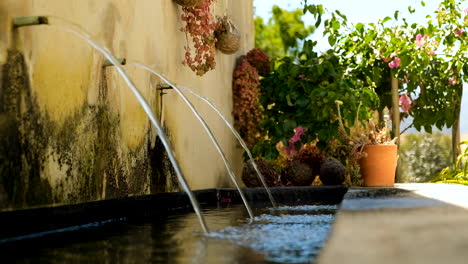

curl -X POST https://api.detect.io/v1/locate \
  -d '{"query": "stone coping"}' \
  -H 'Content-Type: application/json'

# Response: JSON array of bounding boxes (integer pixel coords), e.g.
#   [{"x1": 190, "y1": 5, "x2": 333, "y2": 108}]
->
[{"x1": 318, "y1": 183, "x2": 468, "y2": 264}]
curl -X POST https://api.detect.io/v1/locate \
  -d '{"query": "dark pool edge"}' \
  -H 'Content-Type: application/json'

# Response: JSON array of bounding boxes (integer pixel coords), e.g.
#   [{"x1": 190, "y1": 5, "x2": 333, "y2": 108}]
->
[{"x1": 0, "y1": 186, "x2": 347, "y2": 241}]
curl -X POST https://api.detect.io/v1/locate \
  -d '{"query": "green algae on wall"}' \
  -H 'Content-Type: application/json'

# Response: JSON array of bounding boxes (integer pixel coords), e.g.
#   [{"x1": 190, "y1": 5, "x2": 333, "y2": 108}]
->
[
  {"x1": 0, "y1": 50, "x2": 53, "y2": 209},
  {"x1": 0, "y1": 50, "x2": 177, "y2": 211}
]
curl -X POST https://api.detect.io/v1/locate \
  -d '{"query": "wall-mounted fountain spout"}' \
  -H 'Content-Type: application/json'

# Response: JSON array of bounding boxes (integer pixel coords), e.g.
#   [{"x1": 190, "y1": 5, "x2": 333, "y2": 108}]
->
[
  {"x1": 13, "y1": 16, "x2": 48, "y2": 28},
  {"x1": 156, "y1": 83, "x2": 173, "y2": 96},
  {"x1": 103, "y1": 58, "x2": 126, "y2": 67}
]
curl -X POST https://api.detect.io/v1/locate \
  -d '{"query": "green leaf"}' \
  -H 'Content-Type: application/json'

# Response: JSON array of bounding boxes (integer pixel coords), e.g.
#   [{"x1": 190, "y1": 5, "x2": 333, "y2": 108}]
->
[
  {"x1": 356, "y1": 22, "x2": 364, "y2": 33},
  {"x1": 382, "y1": 16, "x2": 392, "y2": 24},
  {"x1": 408, "y1": 6, "x2": 415, "y2": 14},
  {"x1": 394, "y1": 10, "x2": 399, "y2": 20},
  {"x1": 283, "y1": 120, "x2": 297, "y2": 132},
  {"x1": 286, "y1": 94, "x2": 293, "y2": 106},
  {"x1": 296, "y1": 97, "x2": 310, "y2": 107},
  {"x1": 421, "y1": 1, "x2": 425, "y2": 7},
  {"x1": 335, "y1": 10, "x2": 347, "y2": 20},
  {"x1": 332, "y1": 20, "x2": 341, "y2": 30},
  {"x1": 315, "y1": 15, "x2": 322, "y2": 28},
  {"x1": 328, "y1": 35, "x2": 337, "y2": 46}
]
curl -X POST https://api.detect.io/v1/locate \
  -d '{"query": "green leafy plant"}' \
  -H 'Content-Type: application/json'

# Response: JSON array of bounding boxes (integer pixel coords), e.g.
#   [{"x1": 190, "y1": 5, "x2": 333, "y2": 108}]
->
[
  {"x1": 252, "y1": 40, "x2": 378, "y2": 160},
  {"x1": 431, "y1": 140, "x2": 468, "y2": 185},
  {"x1": 304, "y1": 0, "x2": 467, "y2": 162}
]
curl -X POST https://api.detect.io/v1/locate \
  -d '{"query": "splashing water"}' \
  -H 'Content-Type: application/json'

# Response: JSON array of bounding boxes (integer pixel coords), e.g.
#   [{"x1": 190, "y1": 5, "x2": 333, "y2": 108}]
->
[
  {"x1": 129, "y1": 62, "x2": 255, "y2": 221},
  {"x1": 269, "y1": 204, "x2": 338, "y2": 211},
  {"x1": 41, "y1": 16, "x2": 209, "y2": 233},
  {"x1": 207, "y1": 205, "x2": 337, "y2": 263}
]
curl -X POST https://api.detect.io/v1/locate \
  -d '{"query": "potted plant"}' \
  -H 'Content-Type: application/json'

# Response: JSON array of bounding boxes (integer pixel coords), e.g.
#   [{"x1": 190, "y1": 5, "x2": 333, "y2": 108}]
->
[
  {"x1": 356, "y1": 120, "x2": 398, "y2": 187},
  {"x1": 336, "y1": 101, "x2": 398, "y2": 187}
]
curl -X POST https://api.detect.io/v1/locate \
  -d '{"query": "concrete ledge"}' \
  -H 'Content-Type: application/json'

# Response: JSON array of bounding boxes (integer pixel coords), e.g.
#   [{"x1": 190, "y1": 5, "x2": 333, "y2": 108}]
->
[{"x1": 318, "y1": 183, "x2": 468, "y2": 264}]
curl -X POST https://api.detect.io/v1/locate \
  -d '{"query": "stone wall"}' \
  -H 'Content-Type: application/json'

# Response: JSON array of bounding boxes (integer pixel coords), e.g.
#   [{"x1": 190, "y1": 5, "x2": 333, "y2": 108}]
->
[{"x1": 0, "y1": 0, "x2": 253, "y2": 210}]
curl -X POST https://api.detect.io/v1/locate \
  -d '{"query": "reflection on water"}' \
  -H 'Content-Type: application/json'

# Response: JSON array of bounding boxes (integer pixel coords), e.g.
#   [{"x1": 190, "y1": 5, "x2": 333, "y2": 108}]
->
[{"x1": 3, "y1": 203, "x2": 336, "y2": 264}]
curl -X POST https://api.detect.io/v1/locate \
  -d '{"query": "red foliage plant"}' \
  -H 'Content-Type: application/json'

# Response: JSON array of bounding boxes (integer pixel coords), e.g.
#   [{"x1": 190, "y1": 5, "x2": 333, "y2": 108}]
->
[
  {"x1": 292, "y1": 144, "x2": 325, "y2": 176},
  {"x1": 245, "y1": 48, "x2": 271, "y2": 76},
  {"x1": 180, "y1": 0, "x2": 219, "y2": 76},
  {"x1": 232, "y1": 57, "x2": 263, "y2": 148}
]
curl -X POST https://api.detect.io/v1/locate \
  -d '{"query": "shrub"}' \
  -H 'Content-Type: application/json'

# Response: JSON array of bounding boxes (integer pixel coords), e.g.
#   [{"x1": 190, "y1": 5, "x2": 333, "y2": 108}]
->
[
  {"x1": 232, "y1": 57, "x2": 263, "y2": 148},
  {"x1": 246, "y1": 48, "x2": 271, "y2": 76},
  {"x1": 431, "y1": 140, "x2": 468, "y2": 185},
  {"x1": 252, "y1": 40, "x2": 378, "y2": 160},
  {"x1": 399, "y1": 133, "x2": 452, "y2": 182}
]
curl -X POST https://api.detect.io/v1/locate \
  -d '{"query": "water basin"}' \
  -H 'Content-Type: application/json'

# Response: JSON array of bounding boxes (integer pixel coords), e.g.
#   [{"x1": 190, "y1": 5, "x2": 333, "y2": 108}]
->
[
  {"x1": 2, "y1": 204, "x2": 336, "y2": 263},
  {"x1": 0, "y1": 187, "x2": 346, "y2": 263}
]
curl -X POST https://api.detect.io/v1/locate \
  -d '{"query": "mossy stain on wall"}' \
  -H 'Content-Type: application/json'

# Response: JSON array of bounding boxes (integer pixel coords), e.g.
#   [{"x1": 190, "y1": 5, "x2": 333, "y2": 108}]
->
[{"x1": 0, "y1": 50, "x2": 177, "y2": 211}]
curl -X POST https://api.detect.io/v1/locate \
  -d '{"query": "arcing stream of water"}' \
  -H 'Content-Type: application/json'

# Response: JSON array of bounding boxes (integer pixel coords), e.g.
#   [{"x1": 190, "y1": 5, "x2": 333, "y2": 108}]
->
[
  {"x1": 128, "y1": 65, "x2": 276, "y2": 207},
  {"x1": 177, "y1": 85, "x2": 276, "y2": 207},
  {"x1": 27, "y1": 16, "x2": 210, "y2": 233},
  {"x1": 130, "y1": 62, "x2": 256, "y2": 220}
]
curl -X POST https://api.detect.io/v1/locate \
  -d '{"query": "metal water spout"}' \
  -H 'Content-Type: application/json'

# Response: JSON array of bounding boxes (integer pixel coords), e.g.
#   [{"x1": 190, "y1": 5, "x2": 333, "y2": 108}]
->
[
  {"x1": 103, "y1": 58, "x2": 126, "y2": 67},
  {"x1": 13, "y1": 16, "x2": 48, "y2": 28}
]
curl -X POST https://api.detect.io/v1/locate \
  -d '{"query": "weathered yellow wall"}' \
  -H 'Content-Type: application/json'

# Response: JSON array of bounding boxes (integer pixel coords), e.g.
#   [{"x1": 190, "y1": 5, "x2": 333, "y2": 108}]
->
[{"x1": 0, "y1": 0, "x2": 252, "y2": 209}]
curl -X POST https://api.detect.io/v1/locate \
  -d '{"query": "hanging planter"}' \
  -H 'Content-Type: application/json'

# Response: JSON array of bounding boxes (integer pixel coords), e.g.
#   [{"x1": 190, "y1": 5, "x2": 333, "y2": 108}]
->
[
  {"x1": 215, "y1": 16, "x2": 240, "y2": 54},
  {"x1": 173, "y1": 0, "x2": 206, "y2": 7}
]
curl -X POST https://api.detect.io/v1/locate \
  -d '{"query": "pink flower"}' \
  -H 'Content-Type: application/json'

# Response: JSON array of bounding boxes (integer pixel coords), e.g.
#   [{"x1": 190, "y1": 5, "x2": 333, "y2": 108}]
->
[
  {"x1": 282, "y1": 142, "x2": 298, "y2": 158},
  {"x1": 455, "y1": 28, "x2": 464, "y2": 36},
  {"x1": 465, "y1": 8, "x2": 468, "y2": 14},
  {"x1": 290, "y1": 126, "x2": 305, "y2": 143},
  {"x1": 428, "y1": 50, "x2": 436, "y2": 55},
  {"x1": 388, "y1": 56, "x2": 401, "y2": 68},
  {"x1": 399, "y1": 94, "x2": 412, "y2": 113},
  {"x1": 415, "y1": 34, "x2": 429, "y2": 47},
  {"x1": 449, "y1": 76, "x2": 457, "y2": 85}
]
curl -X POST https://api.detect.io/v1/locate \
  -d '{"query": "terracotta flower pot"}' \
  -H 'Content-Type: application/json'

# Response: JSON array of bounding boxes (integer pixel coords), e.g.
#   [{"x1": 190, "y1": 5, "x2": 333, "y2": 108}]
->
[{"x1": 359, "y1": 144, "x2": 397, "y2": 187}]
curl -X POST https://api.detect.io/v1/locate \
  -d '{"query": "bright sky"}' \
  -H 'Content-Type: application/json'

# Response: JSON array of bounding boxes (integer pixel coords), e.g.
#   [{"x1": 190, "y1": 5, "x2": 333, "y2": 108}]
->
[
  {"x1": 254, "y1": 0, "x2": 439, "y2": 51},
  {"x1": 253, "y1": 0, "x2": 467, "y2": 134}
]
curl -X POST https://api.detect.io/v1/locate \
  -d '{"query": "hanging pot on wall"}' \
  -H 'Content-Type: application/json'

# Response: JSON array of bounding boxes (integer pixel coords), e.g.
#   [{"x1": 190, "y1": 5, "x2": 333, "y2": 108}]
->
[
  {"x1": 173, "y1": 0, "x2": 206, "y2": 7},
  {"x1": 215, "y1": 16, "x2": 241, "y2": 54},
  {"x1": 359, "y1": 144, "x2": 398, "y2": 187}
]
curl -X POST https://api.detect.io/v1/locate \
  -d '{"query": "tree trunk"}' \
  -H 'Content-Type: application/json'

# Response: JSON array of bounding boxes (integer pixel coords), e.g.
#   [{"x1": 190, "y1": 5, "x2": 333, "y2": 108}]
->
[
  {"x1": 377, "y1": 109, "x2": 385, "y2": 128},
  {"x1": 452, "y1": 83, "x2": 463, "y2": 166},
  {"x1": 391, "y1": 74, "x2": 400, "y2": 181}
]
